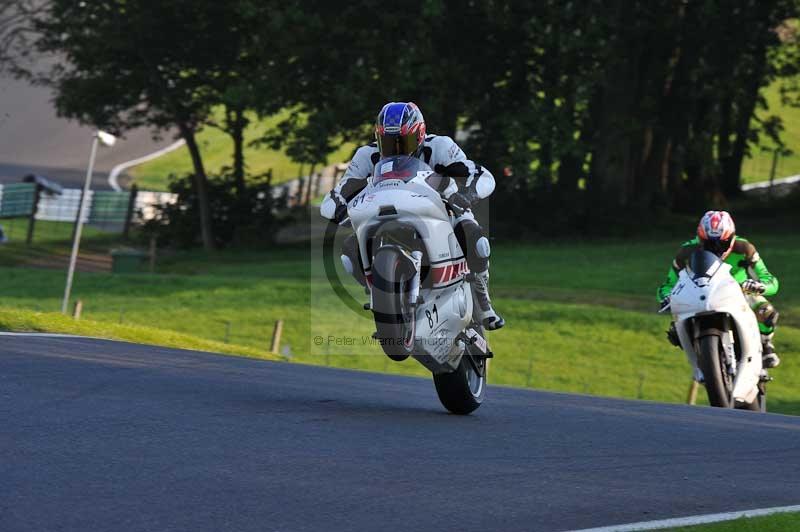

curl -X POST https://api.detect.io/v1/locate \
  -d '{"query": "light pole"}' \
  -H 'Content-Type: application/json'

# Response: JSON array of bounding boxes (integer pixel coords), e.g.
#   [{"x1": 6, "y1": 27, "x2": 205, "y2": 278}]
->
[{"x1": 61, "y1": 130, "x2": 116, "y2": 314}]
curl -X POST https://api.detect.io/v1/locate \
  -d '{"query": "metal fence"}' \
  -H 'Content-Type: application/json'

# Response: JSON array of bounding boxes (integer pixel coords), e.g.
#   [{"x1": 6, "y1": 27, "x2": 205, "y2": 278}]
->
[
  {"x1": 0, "y1": 183, "x2": 176, "y2": 243},
  {"x1": 0, "y1": 162, "x2": 344, "y2": 244}
]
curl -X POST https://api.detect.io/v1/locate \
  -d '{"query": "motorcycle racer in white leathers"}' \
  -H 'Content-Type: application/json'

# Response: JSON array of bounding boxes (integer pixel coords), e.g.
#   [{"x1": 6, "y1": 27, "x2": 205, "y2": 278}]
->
[{"x1": 321, "y1": 101, "x2": 504, "y2": 330}]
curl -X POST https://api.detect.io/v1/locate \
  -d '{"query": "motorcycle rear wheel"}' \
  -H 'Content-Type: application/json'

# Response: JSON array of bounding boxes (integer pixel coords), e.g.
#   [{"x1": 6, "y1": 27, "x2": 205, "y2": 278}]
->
[{"x1": 433, "y1": 341, "x2": 487, "y2": 415}]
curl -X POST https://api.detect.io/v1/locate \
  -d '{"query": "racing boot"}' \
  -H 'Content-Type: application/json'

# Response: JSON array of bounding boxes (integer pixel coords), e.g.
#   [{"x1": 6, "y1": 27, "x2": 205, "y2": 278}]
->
[
  {"x1": 762, "y1": 333, "x2": 780, "y2": 368},
  {"x1": 469, "y1": 270, "x2": 504, "y2": 330}
]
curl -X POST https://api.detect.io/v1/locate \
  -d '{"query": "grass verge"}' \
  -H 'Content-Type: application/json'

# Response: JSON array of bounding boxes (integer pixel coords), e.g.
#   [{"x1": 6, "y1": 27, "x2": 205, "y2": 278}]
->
[
  {"x1": 0, "y1": 307, "x2": 278, "y2": 361},
  {"x1": 0, "y1": 221, "x2": 798, "y2": 415},
  {"x1": 669, "y1": 511, "x2": 800, "y2": 531}
]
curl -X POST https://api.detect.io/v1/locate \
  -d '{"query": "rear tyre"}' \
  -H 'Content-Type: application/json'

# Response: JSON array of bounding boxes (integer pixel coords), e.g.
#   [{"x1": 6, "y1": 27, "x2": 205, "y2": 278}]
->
[
  {"x1": 697, "y1": 335, "x2": 731, "y2": 408},
  {"x1": 371, "y1": 246, "x2": 415, "y2": 361},
  {"x1": 433, "y1": 349, "x2": 487, "y2": 415}
]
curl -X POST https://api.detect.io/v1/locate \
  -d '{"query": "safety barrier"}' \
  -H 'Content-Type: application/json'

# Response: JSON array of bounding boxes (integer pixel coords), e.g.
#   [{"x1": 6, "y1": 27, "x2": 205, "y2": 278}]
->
[{"x1": 0, "y1": 183, "x2": 177, "y2": 241}]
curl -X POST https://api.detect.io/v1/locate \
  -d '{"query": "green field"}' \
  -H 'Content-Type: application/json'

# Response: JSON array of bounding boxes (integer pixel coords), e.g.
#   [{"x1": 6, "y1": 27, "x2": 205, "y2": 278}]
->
[
  {"x1": 670, "y1": 512, "x2": 800, "y2": 532},
  {"x1": 741, "y1": 77, "x2": 800, "y2": 183},
  {"x1": 128, "y1": 109, "x2": 357, "y2": 191},
  {"x1": 1, "y1": 221, "x2": 798, "y2": 414}
]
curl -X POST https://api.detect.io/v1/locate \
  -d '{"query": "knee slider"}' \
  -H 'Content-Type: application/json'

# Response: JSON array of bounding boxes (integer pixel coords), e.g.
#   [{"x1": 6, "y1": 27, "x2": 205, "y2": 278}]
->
[
  {"x1": 475, "y1": 236, "x2": 491, "y2": 259},
  {"x1": 459, "y1": 220, "x2": 483, "y2": 246},
  {"x1": 340, "y1": 254, "x2": 354, "y2": 275},
  {"x1": 757, "y1": 303, "x2": 779, "y2": 328}
]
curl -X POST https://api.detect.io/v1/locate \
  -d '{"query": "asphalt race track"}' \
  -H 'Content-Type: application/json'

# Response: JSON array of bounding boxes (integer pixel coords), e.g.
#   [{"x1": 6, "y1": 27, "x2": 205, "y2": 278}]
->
[
  {"x1": 0, "y1": 73, "x2": 175, "y2": 190},
  {"x1": 2, "y1": 335, "x2": 799, "y2": 532}
]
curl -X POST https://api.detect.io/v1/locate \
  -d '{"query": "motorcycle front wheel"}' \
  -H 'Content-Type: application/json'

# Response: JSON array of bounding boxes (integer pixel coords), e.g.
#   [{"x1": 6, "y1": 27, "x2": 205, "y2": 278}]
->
[
  {"x1": 697, "y1": 335, "x2": 732, "y2": 408},
  {"x1": 371, "y1": 246, "x2": 416, "y2": 361}
]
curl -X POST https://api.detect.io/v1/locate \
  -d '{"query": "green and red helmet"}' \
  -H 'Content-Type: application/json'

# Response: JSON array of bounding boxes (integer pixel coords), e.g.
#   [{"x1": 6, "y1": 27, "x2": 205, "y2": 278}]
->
[
  {"x1": 697, "y1": 210, "x2": 736, "y2": 259},
  {"x1": 375, "y1": 102, "x2": 426, "y2": 158}
]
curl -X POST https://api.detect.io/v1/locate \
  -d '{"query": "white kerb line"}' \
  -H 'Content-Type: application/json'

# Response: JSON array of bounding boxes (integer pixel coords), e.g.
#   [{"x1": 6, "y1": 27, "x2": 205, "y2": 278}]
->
[
  {"x1": 107, "y1": 139, "x2": 186, "y2": 191},
  {"x1": 741, "y1": 174, "x2": 800, "y2": 191},
  {"x1": 565, "y1": 503, "x2": 800, "y2": 532}
]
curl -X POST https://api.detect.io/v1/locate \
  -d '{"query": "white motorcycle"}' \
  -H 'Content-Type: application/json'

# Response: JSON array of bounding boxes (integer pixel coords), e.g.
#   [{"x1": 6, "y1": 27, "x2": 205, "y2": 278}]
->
[
  {"x1": 344, "y1": 155, "x2": 492, "y2": 415},
  {"x1": 666, "y1": 249, "x2": 768, "y2": 411}
]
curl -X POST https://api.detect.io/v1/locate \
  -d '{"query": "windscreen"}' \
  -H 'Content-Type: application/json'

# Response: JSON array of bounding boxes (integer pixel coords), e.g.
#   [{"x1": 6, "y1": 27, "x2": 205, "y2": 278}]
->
[
  {"x1": 688, "y1": 249, "x2": 722, "y2": 281},
  {"x1": 373, "y1": 156, "x2": 434, "y2": 184}
]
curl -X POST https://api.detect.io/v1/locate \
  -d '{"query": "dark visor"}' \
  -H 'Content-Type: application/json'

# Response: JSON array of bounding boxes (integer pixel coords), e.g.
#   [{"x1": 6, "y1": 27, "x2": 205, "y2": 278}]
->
[
  {"x1": 702, "y1": 238, "x2": 732, "y2": 257},
  {"x1": 377, "y1": 133, "x2": 421, "y2": 157}
]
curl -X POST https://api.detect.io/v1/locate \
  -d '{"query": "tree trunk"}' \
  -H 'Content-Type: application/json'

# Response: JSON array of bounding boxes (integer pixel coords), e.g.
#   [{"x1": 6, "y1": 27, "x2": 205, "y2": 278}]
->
[
  {"x1": 179, "y1": 123, "x2": 215, "y2": 251},
  {"x1": 727, "y1": 47, "x2": 767, "y2": 198},
  {"x1": 556, "y1": 89, "x2": 584, "y2": 200},
  {"x1": 717, "y1": 94, "x2": 733, "y2": 182},
  {"x1": 228, "y1": 105, "x2": 247, "y2": 199}
]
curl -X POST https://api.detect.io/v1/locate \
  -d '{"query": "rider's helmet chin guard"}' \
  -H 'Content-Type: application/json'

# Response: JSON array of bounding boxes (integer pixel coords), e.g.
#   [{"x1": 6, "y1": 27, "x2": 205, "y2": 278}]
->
[
  {"x1": 697, "y1": 210, "x2": 736, "y2": 260},
  {"x1": 375, "y1": 102, "x2": 426, "y2": 159}
]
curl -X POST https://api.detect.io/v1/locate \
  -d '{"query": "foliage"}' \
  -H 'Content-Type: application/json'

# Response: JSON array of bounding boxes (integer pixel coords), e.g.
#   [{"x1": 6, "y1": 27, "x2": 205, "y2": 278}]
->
[
  {"x1": 0, "y1": 1, "x2": 43, "y2": 75},
  {"x1": 12, "y1": 0, "x2": 800, "y2": 246},
  {"x1": 279, "y1": 0, "x2": 800, "y2": 233},
  {"x1": 143, "y1": 171, "x2": 281, "y2": 249},
  {"x1": 24, "y1": 0, "x2": 291, "y2": 250},
  {"x1": 128, "y1": 108, "x2": 358, "y2": 191}
]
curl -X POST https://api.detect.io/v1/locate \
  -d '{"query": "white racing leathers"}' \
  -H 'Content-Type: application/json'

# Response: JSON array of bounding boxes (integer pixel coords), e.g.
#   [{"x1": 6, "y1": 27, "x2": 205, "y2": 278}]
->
[
  {"x1": 321, "y1": 135, "x2": 504, "y2": 330},
  {"x1": 321, "y1": 135, "x2": 495, "y2": 220}
]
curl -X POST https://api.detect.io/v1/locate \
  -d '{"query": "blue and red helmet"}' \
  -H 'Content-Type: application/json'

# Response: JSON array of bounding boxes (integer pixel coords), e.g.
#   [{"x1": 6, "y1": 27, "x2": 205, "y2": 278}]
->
[{"x1": 375, "y1": 102, "x2": 426, "y2": 158}]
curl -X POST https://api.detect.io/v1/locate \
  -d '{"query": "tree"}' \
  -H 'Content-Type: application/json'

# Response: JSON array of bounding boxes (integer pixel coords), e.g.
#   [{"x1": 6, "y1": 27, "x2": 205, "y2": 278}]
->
[
  {"x1": 28, "y1": 0, "x2": 287, "y2": 250},
  {"x1": 0, "y1": 0, "x2": 48, "y2": 75}
]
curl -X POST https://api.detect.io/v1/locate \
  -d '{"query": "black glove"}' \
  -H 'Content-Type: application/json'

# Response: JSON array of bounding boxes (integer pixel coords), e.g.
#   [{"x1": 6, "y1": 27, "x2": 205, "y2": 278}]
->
[
  {"x1": 326, "y1": 192, "x2": 348, "y2": 224},
  {"x1": 741, "y1": 279, "x2": 766, "y2": 295},
  {"x1": 333, "y1": 201, "x2": 348, "y2": 224},
  {"x1": 666, "y1": 322, "x2": 681, "y2": 347},
  {"x1": 434, "y1": 162, "x2": 470, "y2": 178},
  {"x1": 447, "y1": 191, "x2": 474, "y2": 214},
  {"x1": 658, "y1": 297, "x2": 671, "y2": 312}
]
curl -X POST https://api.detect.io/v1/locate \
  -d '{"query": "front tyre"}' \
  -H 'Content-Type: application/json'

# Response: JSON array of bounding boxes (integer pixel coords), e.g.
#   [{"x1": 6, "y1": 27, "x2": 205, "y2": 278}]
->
[
  {"x1": 371, "y1": 246, "x2": 415, "y2": 361},
  {"x1": 697, "y1": 335, "x2": 732, "y2": 408},
  {"x1": 433, "y1": 353, "x2": 487, "y2": 415}
]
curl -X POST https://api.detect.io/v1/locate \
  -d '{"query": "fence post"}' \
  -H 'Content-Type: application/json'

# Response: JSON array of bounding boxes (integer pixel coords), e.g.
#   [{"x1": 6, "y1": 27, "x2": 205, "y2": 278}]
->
[
  {"x1": 280, "y1": 185, "x2": 290, "y2": 209},
  {"x1": 305, "y1": 174, "x2": 314, "y2": 205},
  {"x1": 72, "y1": 299, "x2": 83, "y2": 320},
  {"x1": 637, "y1": 372, "x2": 646, "y2": 400},
  {"x1": 270, "y1": 319, "x2": 284, "y2": 354},
  {"x1": 296, "y1": 178, "x2": 305, "y2": 207},
  {"x1": 123, "y1": 184, "x2": 138, "y2": 239},
  {"x1": 303, "y1": 165, "x2": 316, "y2": 205},
  {"x1": 313, "y1": 172, "x2": 323, "y2": 197},
  {"x1": 148, "y1": 235, "x2": 156, "y2": 273},
  {"x1": 526, "y1": 354, "x2": 533, "y2": 387},
  {"x1": 25, "y1": 185, "x2": 41, "y2": 246},
  {"x1": 687, "y1": 380, "x2": 699, "y2": 405}
]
